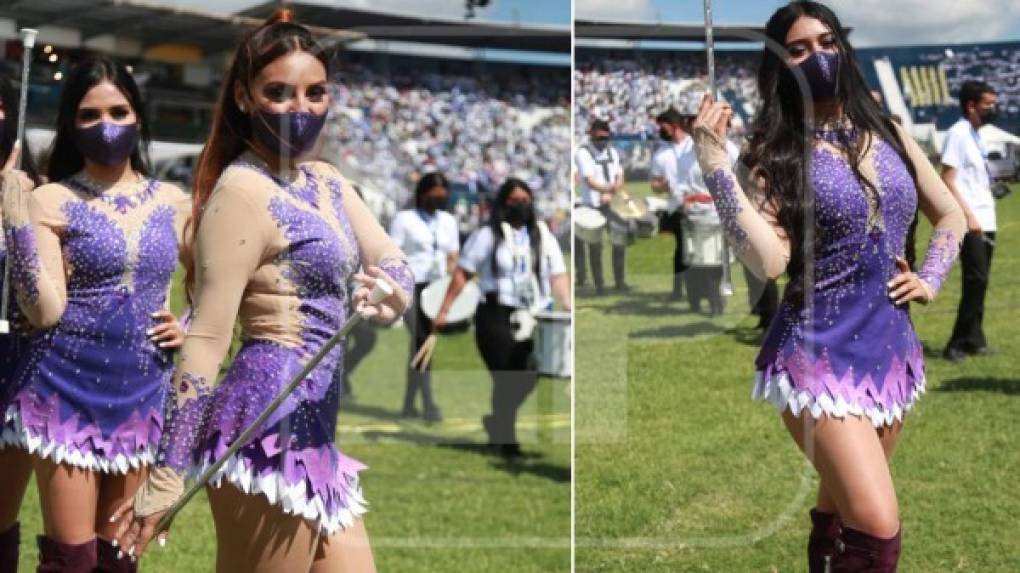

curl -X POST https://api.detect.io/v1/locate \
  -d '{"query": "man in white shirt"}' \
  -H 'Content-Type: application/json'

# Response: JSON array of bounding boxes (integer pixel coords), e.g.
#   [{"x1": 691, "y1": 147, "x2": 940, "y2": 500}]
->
[
  {"x1": 941, "y1": 80, "x2": 999, "y2": 362},
  {"x1": 574, "y1": 119, "x2": 627, "y2": 294},
  {"x1": 650, "y1": 108, "x2": 693, "y2": 300}
]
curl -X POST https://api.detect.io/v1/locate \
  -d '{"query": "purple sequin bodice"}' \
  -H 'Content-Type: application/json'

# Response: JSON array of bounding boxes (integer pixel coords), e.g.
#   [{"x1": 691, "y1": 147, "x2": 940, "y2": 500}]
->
[
  {"x1": 2, "y1": 179, "x2": 183, "y2": 471},
  {"x1": 756, "y1": 139, "x2": 925, "y2": 419}
]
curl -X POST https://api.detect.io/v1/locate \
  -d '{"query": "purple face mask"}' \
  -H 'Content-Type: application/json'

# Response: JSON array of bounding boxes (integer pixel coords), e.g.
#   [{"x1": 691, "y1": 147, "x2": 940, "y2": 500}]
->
[
  {"x1": 251, "y1": 109, "x2": 327, "y2": 159},
  {"x1": 797, "y1": 50, "x2": 840, "y2": 101},
  {"x1": 75, "y1": 122, "x2": 139, "y2": 166}
]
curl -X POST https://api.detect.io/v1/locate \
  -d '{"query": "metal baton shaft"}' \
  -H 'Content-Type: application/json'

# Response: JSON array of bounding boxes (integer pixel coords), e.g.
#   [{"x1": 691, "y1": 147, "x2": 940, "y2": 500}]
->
[
  {"x1": 703, "y1": 0, "x2": 717, "y2": 100},
  {"x1": 154, "y1": 280, "x2": 393, "y2": 533}
]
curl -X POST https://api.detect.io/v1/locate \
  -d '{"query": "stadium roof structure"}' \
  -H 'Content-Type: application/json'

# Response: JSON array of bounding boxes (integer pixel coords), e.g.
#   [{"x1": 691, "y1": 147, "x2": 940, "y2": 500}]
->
[
  {"x1": 575, "y1": 19, "x2": 766, "y2": 44},
  {"x1": 0, "y1": 0, "x2": 362, "y2": 55},
  {"x1": 240, "y1": 2, "x2": 569, "y2": 54}
]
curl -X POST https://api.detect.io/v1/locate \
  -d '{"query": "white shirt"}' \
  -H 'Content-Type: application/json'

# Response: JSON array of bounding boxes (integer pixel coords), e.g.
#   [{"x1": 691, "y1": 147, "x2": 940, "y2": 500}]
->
[
  {"x1": 459, "y1": 223, "x2": 566, "y2": 310},
  {"x1": 575, "y1": 143, "x2": 623, "y2": 207},
  {"x1": 942, "y1": 118, "x2": 996, "y2": 231},
  {"x1": 682, "y1": 138, "x2": 740, "y2": 218},
  {"x1": 652, "y1": 137, "x2": 739, "y2": 217},
  {"x1": 650, "y1": 138, "x2": 693, "y2": 213},
  {"x1": 389, "y1": 209, "x2": 460, "y2": 284}
]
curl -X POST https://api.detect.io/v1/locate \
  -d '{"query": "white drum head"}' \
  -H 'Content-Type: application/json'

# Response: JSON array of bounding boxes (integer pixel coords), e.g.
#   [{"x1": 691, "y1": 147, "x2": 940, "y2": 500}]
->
[
  {"x1": 574, "y1": 207, "x2": 606, "y2": 244},
  {"x1": 420, "y1": 277, "x2": 481, "y2": 323}
]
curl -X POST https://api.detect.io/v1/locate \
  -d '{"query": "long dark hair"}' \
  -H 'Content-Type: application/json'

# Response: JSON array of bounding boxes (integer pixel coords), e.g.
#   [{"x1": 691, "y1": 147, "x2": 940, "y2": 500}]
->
[
  {"x1": 47, "y1": 57, "x2": 151, "y2": 183},
  {"x1": 186, "y1": 8, "x2": 328, "y2": 292},
  {"x1": 0, "y1": 75, "x2": 41, "y2": 185},
  {"x1": 743, "y1": 1, "x2": 917, "y2": 290},
  {"x1": 413, "y1": 171, "x2": 449, "y2": 209},
  {"x1": 489, "y1": 177, "x2": 541, "y2": 281}
]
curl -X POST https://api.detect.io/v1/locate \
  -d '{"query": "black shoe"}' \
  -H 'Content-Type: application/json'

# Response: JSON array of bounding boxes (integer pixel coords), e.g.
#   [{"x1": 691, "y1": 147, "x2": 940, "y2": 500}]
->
[
  {"x1": 423, "y1": 406, "x2": 443, "y2": 423},
  {"x1": 967, "y1": 345, "x2": 995, "y2": 356},
  {"x1": 668, "y1": 291, "x2": 684, "y2": 302},
  {"x1": 594, "y1": 285, "x2": 607, "y2": 296},
  {"x1": 614, "y1": 283, "x2": 632, "y2": 293},
  {"x1": 577, "y1": 279, "x2": 588, "y2": 289},
  {"x1": 942, "y1": 345, "x2": 967, "y2": 363},
  {"x1": 400, "y1": 406, "x2": 421, "y2": 418},
  {"x1": 500, "y1": 443, "x2": 524, "y2": 459}
]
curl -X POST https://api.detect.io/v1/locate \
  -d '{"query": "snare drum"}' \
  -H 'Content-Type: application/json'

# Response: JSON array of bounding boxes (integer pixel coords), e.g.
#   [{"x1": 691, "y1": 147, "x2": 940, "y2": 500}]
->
[
  {"x1": 574, "y1": 206, "x2": 606, "y2": 244},
  {"x1": 534, "y1": 311, "x2": 571, "y2": 378},
  {"x1": 634, "y1": 213, "x2": 658, "y2": 239},
  {"x1": 420, "y1": 276, "x2": 482, "y2": 327},
  {"x1": 681, "y1": 218, "x2": 725, "y2": 267}
]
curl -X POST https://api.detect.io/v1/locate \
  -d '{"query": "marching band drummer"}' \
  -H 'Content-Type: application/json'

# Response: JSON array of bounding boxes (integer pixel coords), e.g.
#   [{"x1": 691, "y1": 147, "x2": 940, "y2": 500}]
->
[
  {"x1": 650, "y1": 107, "x2": 693, "y2": 301},
  {"x1": 433, "y1": 177, "x2": 570, "y2": 459},
  {"x1": 389, "y1": 171, "x2": 459, "y2": 422},
  {"x1": 574, "y1": 119, "x2": 627, "y2": 294},
  {"x1": 675, "y1": 97, "x2": 739, "y2": 317}
]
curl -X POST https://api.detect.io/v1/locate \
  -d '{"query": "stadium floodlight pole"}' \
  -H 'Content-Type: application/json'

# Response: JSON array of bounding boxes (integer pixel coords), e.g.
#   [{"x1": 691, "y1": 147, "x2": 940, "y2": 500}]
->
[
  {"x1": 154, "y1": 279, "x2": 393, "y2": 534},
  {"x1": 0, "y1": 28, "x2": 38, "y2": 335},
  {"x1": 702, "y1": 1, "x2": 734, "y2": 296}
]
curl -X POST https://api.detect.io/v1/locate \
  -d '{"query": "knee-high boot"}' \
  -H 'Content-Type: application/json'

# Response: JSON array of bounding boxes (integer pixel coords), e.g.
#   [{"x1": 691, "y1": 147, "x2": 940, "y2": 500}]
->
[
  {"x1": 36, "y1": 535, "x2": 98, "y2": 573},
  {"x1": 0, "y1": 522, "x2": 20, "y2": 573},
  {"x1": 831, "y1": 525, "x2": 901, "y2": 573},
  {"x1": 807, "y1": 509, "x2": 842, "y2": 573},
  {"x1": 96, "y1": 537, "x2": 137, "y2": 573}
]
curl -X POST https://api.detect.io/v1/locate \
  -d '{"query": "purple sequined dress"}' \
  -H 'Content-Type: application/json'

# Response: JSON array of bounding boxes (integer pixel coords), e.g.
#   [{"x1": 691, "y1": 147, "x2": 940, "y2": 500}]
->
[
  {"x1": 160, "y1": 158, "x2": 414, "y2": 534},
  {"x1": 0, "y1": 242, "x2": 30, "y2": 430},
  {"x1": 1, "y1": 177, "x2": 187, "y2": 472},
  {"x1": 751, "y1": 136, "x2": 927, "y2": 427}
]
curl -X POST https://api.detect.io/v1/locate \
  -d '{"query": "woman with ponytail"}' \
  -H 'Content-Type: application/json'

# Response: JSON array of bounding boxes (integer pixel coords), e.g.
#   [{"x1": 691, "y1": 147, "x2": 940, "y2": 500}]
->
[
  {"x1": 690, "y1": 2, "x2": 965, "y2": 570},
  {"x1": 111, "y1": 10, "x2": 412, "y2": 572},
  {"x1": 0, "y1": 72, "x2": 44, "y2": 573},
  {"x1": 434, "y1": 177, "x2": 570, "y2": 459},
  {"x1": 0, "y1": 57, "x2": 188, "y2": 572}
]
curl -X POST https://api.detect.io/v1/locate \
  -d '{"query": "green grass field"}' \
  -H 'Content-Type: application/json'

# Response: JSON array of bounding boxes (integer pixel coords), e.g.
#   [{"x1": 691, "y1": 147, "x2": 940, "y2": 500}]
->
[
  {"x1": 575, "y1": 181, "x2": 1020, "y2": 571},
  {"x1": 15, "y1": 280, "x2": 570, "y2": 571}
]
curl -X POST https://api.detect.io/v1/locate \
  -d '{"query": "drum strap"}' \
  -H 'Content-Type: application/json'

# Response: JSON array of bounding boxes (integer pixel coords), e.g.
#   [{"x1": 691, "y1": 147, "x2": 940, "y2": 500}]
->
[
  {"x1": 416, "y1": 209, "x2": 443, "y2": 280},
  {"x1": 584, "y1": 145, "x2": 617, "y2": 184}
]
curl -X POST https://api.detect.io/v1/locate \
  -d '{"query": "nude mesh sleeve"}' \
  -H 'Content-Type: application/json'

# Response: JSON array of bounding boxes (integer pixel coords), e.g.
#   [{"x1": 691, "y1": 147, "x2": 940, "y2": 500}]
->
[
  {"x1": 2, "y1": 178, "x2": 68, "y2": 328},
  {"x1": 320, "y1": 163, "x2": 413, "y2": 312},
  {"x1": 693, "y1": 125, "x2": 791, "y2": 281},
  {"x1": 894, "y1": 123, "x2": 966, "y2": 299},
  {"x1": 156, "y1": 176, "x2": 270, "y2": 476}
]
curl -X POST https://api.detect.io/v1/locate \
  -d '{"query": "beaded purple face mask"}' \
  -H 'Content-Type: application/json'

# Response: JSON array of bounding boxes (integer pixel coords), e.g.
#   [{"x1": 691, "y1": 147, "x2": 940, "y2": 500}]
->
[
  {"x1": 251, "y1": 109, "x2": 327, "y2": 159},
  {"x1": 797, "y1": 50, "x2": 840, "y2": 101},
  {"x1": 74, "y1": 122, "x2": 139, "y2": 166}
]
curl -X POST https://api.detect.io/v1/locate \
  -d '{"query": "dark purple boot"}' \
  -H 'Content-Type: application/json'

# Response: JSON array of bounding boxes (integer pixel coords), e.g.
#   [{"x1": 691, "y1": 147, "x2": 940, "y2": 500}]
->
[
  {"x1": 808, "y1": 509, "x2": 842, "y2": 573},
  {"x1": 831, "y1": 525, "x2": 901, "y2": 573},
  {"x1": 36, "y1": 535, "x2": 97, "y2": 573},
  {"x1": 96, "y1": 537, "x2": 137, "y2": 573},
  {"x1": 0, "y1": 522, "x2": 19, "y2": 573}
]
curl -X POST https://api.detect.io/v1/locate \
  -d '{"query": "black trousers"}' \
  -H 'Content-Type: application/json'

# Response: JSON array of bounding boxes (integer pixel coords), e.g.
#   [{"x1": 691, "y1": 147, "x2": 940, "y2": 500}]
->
[
  {"x1": 686, "y1": 266, "x2": 724, "y2": 314},
  {"x1": 574, "y1": 205, "x2": 626, "y2": 288},
  {"x1": 948, "y1": 231, "x2": 995, "y2": 351},
  {"x1": 743, "y1": 265, "x2": 779, "y2": 329},
  {"x1": 341, "y1": 320, "x2": 377, "y2": 397},
  {"x1": 474, "y1": 299, "x2": 536, "y2": 445},
  {"x1": 403, "y1": 282, "x2": 438, "y2": 412},
  {"x1": 663, "y1": 210, "x2": 687, "y2": 296}
]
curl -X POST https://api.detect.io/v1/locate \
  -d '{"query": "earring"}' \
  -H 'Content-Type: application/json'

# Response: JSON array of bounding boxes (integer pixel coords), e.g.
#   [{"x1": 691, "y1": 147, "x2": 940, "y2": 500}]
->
[{"x1": 238, "y1": 102, "x2": 246, "y2": 113}]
